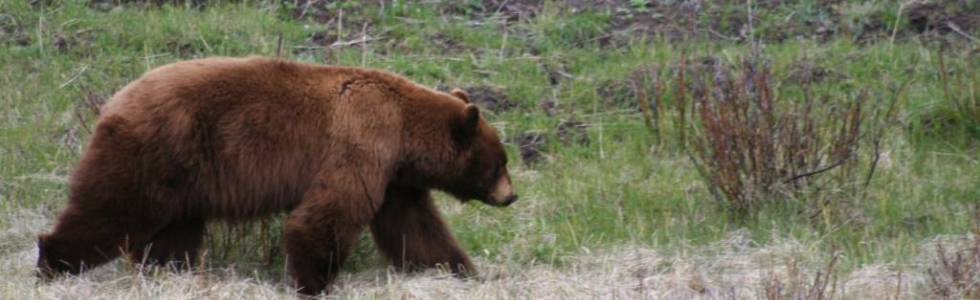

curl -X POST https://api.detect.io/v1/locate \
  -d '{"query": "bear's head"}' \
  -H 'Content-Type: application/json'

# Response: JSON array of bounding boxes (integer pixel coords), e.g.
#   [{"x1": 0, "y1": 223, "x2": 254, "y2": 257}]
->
[
  {"x1": 35, "y1": 234, "x2": 68, "y2": 281},
  {"x1": 439, "y1": 89, "x2": 518, "y2": 207}
]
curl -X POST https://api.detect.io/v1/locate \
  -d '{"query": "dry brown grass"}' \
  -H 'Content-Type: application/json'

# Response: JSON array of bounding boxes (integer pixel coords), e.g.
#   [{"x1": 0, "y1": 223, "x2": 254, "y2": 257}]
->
[
  {"x1": 926, "y1": 208, "x2": 980, "y2": 299},
  {"x1": 927, "y1": 238, "x2": 980, "y2": 299},
  {"x1": 0, "y1": 209, "x2": 942, "y2": 299}
]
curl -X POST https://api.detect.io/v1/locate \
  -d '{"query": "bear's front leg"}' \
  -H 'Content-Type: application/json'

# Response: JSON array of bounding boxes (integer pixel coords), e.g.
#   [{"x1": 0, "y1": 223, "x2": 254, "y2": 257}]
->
[
  {"x1": 132, "y1": 218, "x2": 206, "y2": 269},
  {"x1": 370, "y1": 185, "x2": 475, "y2": 276},
  {"x1": 284, "y1": 174, "x2": 384, "y2": 296}
]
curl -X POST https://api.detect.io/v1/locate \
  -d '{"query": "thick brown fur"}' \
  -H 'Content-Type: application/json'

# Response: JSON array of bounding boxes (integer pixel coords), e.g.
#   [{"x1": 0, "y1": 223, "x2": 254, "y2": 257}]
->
[{"x1": 36, "y1": 57, "x2": 517, "y2": 296}]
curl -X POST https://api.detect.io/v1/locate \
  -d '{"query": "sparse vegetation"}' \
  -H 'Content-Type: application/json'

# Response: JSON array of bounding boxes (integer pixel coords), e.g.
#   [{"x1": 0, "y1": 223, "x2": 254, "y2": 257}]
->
[
  {"x1": 1, "y1": 0, "x2": 978, "y2": 298},
  {"x1": 681, "y1": 55, "x2": 892, "y2": 215}
]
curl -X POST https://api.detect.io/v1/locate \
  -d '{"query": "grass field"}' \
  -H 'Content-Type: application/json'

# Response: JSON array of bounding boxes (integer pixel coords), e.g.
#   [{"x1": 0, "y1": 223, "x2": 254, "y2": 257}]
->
[{"x1": 1, "y1": 0, "x2": 978, "y2": 299}]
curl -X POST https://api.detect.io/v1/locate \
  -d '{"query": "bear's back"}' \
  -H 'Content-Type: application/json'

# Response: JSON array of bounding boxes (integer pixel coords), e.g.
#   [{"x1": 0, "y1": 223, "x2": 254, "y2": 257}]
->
[{"x1": 93, "y1": 57, "x2": 427, "y2": 218}]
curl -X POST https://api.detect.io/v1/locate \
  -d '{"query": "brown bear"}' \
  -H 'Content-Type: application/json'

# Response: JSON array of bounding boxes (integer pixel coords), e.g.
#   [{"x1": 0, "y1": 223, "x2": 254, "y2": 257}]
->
[{"x1": 36, "y1": 57, "x2": 518, "y2": 296}]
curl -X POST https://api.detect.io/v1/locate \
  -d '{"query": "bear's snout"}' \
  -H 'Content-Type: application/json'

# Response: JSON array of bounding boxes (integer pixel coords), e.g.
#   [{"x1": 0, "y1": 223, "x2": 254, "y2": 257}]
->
[
  {"x1": 501, "y1": 194, "x2": 519, "y2": 206},
  {"x1": 488, "y1": 175, "x2": 517, "y2": 206}
]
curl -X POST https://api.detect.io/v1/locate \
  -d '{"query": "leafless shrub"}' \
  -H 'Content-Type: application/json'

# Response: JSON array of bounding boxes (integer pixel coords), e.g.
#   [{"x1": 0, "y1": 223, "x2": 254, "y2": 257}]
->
[{"x1": 673, "y1": 54, "x2": 898, "y2": 214}]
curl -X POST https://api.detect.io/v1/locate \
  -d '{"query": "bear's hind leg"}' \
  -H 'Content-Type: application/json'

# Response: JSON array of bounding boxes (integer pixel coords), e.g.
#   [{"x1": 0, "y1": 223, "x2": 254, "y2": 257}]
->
[
  {"x1": 370, "y1": 186, "x2": 475, "y2": 275},
  {"x1": 132, "y1": 218, "x2": 206, "y2": 270}
]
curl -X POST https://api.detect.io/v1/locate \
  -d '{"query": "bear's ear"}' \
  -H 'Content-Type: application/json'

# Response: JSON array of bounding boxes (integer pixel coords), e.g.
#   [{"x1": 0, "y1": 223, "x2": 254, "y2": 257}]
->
[
  {"x1": 454, "y1": 104, "x2": 481, "y2": 140},
  {"x1": 451, "y1": 88, "x2": 470, "y2": 104}
]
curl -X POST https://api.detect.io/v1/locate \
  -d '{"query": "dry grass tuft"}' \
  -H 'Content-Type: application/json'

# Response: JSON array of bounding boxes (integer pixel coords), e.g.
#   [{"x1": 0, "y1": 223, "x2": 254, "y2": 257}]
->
[
  {"x1": 926, "y1": 208, "x2": 980, "y2": 299},
  {"x1": 763, "y1": 250, "x2": 840, "y2": 300},
  {"x1": 927, "y1": 238, "x2": 980, "y2": 299}
]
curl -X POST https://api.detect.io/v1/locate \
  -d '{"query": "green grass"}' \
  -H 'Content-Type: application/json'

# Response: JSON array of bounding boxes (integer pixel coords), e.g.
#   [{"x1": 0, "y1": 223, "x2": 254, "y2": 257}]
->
[{"x1": 1, "y1": 0, "x2": 978, "y2": 296}]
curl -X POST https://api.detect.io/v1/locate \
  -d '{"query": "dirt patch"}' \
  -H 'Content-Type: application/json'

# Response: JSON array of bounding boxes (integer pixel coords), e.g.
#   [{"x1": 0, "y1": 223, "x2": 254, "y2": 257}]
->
[
  {"x1": 541, "y1": 61, "x2": 574, "y2": 87},
  {"x1": 597, "y1": 79, "x2": 636, "y2": 110},
  {"x1": 539, "y1": 99, "x2": 558, "y2": 116},
  {"x1": 436, "y1": 84, "x2": 518, "y2": 112},
  {"x1": 784, "y1": 60, "x2": 848, "y2": 85},
  {"x1": 597, "y1": 65, "x2": 663, "y2": 111},
  {"x1": 585, "y1": 0, "x2": 805, "y2": 46},
  {"x1": 515, "y1": 132, "x2": 547, "y2": 165},
  {"x1": 460, "y1": 0, "x2": 543, "y2": 22},
  {"x1": 257, "y1": 1, "x2": 980, "y2": 51},
  {"x1": 426, "y1": 32, "x2": 468, "y2": 54},
  {"x1": 50, "y1": 29, "x2": 98, "y2": 54},
  {"x1": 286, "y1": 0, "x2": 349, "y2": 24},
  {"x1": 905, "y1": 1, "x2": 979, "y2": 36},
  {"x1": 53, "y1": 34, "x2": 70, "y2": 52},
  {"x1": 286, "y1": 0, "x2": 543, "y2": 26},
  {"x1": 164, "y1": 40, "x2": 198, "y2": 57},
  {"x1": 596, "y1": 1, "x2": 976, "y2": 45},
  {"x1": 285, "y1": 1, "x2": 380, "y2": 52},
  {"x1": 309, "y1": 30, "x2": 339, "y2": 46},
  {"x1": 602, "y1": 1, "x2": 706, "y2": 46},
  {"x1": 688, "y1": 56, "x2": 720, "y2": 72},
  {"x1": 460, "y1": 85, "x2": 518, "y2": 112},
  {"x1": 295, "y1": 29, "x2": 357, "y2": 58},
  {"x1": 556, "y1": 120, "x2": 590, "y2": 146},
  {"x1": 87, "y1": 0, "x2": 210, "y2": 11},
  {"x1": 0, "y1": 14, "x2": 30, "y2": 46},
  {"x1": 299, "y1": 17, "x2": 381, "y2": 58}
]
